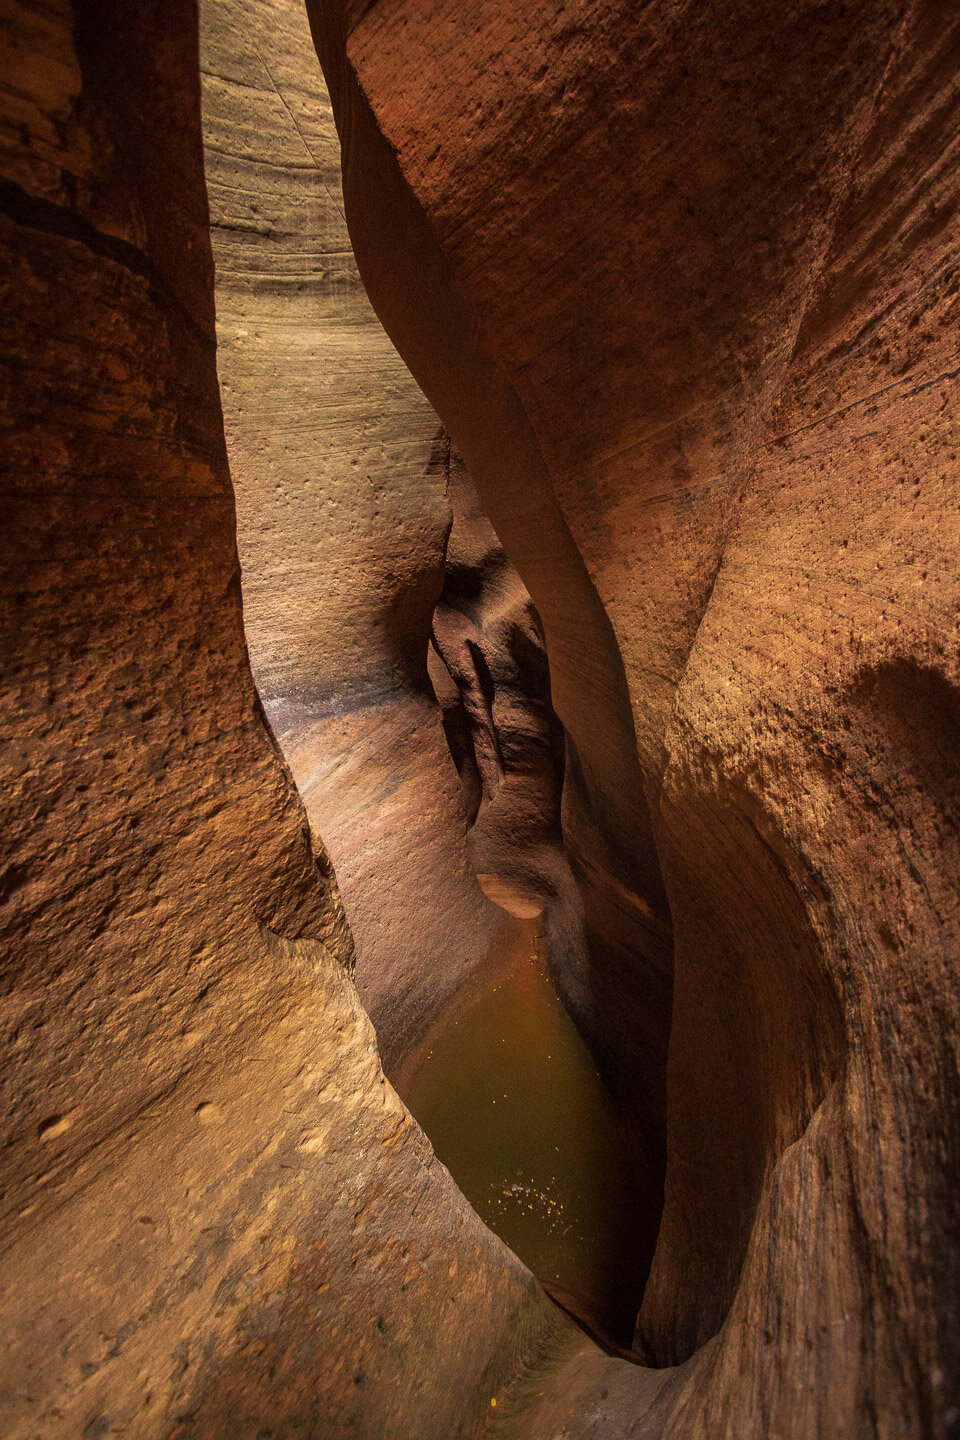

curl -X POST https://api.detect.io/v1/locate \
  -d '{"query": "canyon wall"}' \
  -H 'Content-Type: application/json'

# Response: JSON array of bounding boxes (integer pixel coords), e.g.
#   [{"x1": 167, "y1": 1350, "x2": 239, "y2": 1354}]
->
[
  {"x1": 3, "y1": 0, "x2": 959, "y2": 1435},
  {"x1": 198, "y1": 0, "x2": 508, "y2": 1071},
  {"x1": 430, "y1": 450, "x2": 568, "y2": 924},
  {"x1": 0, "y1": 3, "x2": 572, "y2": 1435},
  {"x1": 311, "y1": 0, "x2": 960, "y2": 1434}
]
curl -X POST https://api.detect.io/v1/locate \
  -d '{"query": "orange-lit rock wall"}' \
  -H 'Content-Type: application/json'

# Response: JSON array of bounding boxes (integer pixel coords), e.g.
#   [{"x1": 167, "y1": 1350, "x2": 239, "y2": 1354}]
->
[
  {"x1": 3, "y1": 0, "x2": 960, "y2": 1434},
  {"x1": 0, "y1": 3, "x2": 570, "y2": 1435},
  {"x1": 198, "y1": 0, "x2": 505, "y2": 1070},
  {"x1": 310, "y1": 0, "x2": 960, "y2": 1433}
]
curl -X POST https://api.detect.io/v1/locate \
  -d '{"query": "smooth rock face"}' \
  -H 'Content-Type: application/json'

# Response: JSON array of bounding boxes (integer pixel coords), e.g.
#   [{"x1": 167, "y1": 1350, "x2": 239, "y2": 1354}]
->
[
  {"x1": 0, "y1": 3, "x2": 572, "y2": 1436},
  {"x1": 310, "y1": 0, "x2": 960, "y2": 1433},
  {"x1": 198, "y1": 0, "x2": 505, "y2": 1072},
  {"x1": 427, "y1": 451, "x2": 667, "y2": 1323},
  {"x1": 5, "y1": 0, "x2": 960, "y2": 1436},
  {"x1": 430, "y1": 451, "x2": 568, "y2": 922}
]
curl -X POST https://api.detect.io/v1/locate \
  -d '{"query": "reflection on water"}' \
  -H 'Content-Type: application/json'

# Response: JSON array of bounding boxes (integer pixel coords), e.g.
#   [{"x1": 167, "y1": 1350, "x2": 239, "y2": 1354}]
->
[{"x1": 396, "y1": 916, "x2": 640, "y2": 1344}]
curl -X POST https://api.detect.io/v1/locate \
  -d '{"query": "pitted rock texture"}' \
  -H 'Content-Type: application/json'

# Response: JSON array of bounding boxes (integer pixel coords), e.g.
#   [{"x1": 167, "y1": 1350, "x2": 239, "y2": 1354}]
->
[
  {"x1": 5, "y1": 0, "x2": 960, "y2": 1435},
  {"x1": 199, "y1": 0, "x2": 502, "y2": 1071},
  {"x1": 0, "y1": 3, "x2": 573, "y2": 1435},
  {"x1": 310, "y1": 0, "x2": 960, "y2": 1433}
]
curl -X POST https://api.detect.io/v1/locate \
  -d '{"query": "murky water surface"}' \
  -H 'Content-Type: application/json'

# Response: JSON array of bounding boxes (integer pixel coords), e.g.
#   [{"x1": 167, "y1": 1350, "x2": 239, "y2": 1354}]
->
[{"x1": 397, "y1": 917, "x2": 639, "y2": 1339}]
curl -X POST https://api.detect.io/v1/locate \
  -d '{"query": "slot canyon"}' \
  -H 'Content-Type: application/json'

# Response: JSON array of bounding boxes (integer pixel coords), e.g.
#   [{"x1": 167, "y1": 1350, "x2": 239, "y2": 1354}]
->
[{"x1": 1, "y1": 0, "x2": 959, "y2": 1434}]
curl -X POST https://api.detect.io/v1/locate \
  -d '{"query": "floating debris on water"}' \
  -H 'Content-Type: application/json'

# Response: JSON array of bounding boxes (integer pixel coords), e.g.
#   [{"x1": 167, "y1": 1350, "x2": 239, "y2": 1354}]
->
[{"x1": 397, "y1": 915, "x2": 636, "y2": 1323}]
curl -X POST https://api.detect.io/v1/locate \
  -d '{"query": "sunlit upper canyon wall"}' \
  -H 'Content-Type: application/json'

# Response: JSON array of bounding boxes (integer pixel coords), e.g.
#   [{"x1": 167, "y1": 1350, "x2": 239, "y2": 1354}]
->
[
  {"x1": 0, "y1": 2, "x2": 569, "y2": 1435},
  {"x1": 199, "y1": 0, "x2": 511, "y2": 1072},
  {"x1": 1, "y1": 0, "x2": 959, "y2": 1438}
]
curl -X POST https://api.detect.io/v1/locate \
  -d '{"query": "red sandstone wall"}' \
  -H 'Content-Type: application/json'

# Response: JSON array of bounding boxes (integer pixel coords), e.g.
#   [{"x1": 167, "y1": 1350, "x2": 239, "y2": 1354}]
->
[
  {"x1": 0, "y1": 4, "x2": 571, "y2": 1434},
  {"x1": 310, "y1": 0, "x2": 960, "y2": 1433},
  {"x1": 198, "y1": 0, "x2": 504, "y2": 1071},
  {"x1": 3, "y1": 0, "x2": 959, "y2": 1432}
]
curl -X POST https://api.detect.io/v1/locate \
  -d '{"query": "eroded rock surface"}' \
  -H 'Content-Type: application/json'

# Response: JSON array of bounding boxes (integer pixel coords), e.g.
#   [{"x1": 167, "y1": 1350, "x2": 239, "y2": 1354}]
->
[
  {"x1": 199, "y1": 0, "x2": 504, "y2": 1071},
  {"x1": 309, "y1": 0, "x2": 960, "y2": 1433},
  {"x1": 430, "y1": 450, "x2": 568, "y2": 921},
  {"x1": 4, "y1": 0, "x2": 960, "y2": 1435},
  {"x1": 0, "y1": 3, "x2": 572, "y2": 1435}
]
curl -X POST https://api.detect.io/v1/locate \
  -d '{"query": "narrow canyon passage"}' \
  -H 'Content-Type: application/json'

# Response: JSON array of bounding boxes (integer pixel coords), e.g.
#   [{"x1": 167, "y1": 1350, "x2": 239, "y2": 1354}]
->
[
  {"x1": 2, "y1": 0, "x2": 960, "y2": 1438},
  {"x1": 200, "y1": 0, "x2": 662, "y2": 1351},
  {"x1": 199, "y1": 0, "x2": 503, "y2": 1071}
]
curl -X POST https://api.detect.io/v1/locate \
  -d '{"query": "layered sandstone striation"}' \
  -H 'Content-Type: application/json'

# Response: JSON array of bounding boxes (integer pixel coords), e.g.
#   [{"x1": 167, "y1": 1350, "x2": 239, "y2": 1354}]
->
[
  {"x1": 311, "y1": 0, "x2": 960, "y2": 1433},
  {"x1": 198, "y1": 0, "x2": 507, "y2": 1071},
  {"x1": 3, "y1": 0, "x2": 960, "y2": 1435},
  {"x1": 0, "y1": 3, "x2": 572, "y2": 1436}
]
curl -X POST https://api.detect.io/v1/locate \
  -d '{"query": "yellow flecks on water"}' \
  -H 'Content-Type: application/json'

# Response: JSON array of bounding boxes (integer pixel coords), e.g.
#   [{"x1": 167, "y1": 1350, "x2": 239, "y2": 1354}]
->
[{"x1": 399, "y1": 917, "x2": 630, "y2": 1315}]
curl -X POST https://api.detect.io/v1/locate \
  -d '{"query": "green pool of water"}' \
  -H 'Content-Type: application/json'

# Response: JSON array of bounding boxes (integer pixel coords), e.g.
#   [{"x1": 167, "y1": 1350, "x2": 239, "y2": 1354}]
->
[{"x1": 396, "y1": 917, "x2": 640, "y2": 1341}]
